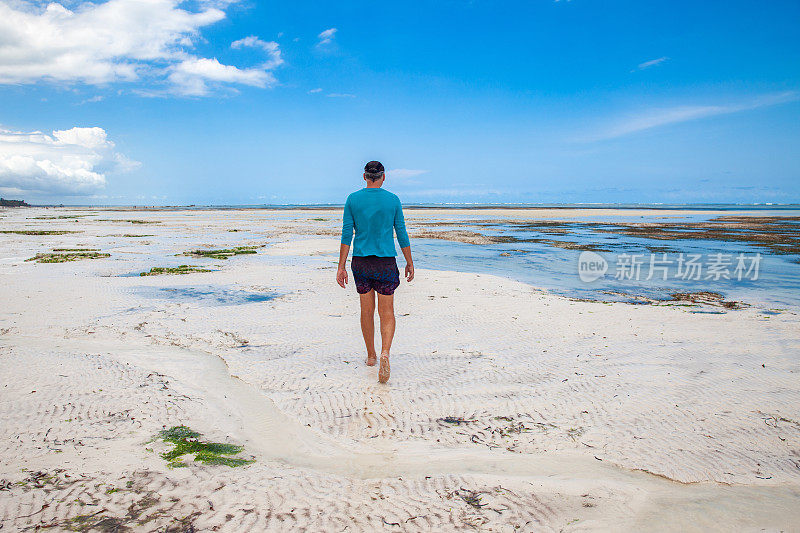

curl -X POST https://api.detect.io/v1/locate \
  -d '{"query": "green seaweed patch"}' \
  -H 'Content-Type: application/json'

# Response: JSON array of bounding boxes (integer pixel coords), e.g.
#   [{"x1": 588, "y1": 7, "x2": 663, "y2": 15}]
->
[
  {"x1": 437, "y1": 416, "x2": 477, "y2": 425},
  {"x1": 184, "y1": 245, "x2": 260, "y2": 260},
  {"x1": 669, "y1": 291, "x2": 747, "y2": 310},
  {"x1": 459, "y1": 490, "x2": 486, "y2": 509},
  {"x1": 156, "y1": 425, "x2": 254, "y2": 468},
  {"x1": 0, "y1": 229, "x2": 82, "y2": 235},
  {"x1": 29, "y1": 215, "x2": 91, "y2": 219},
  {"x1": 60, "y1": 491, "x2": 160, "y2": 531},
  {"x1": 53, "y1": 248, "x2": 100, "y2": 252},
  {"x1": 27, "y1": 252, "x2": 110, "y2": 263},
  {"x1": 95, "y1": 219, "x2": 161, "y2": 224},
  {"x1": 99, "y1": 234, "x2": 155, "y2": 238},
  {"x1": 69, "y1": 513, "x2": 128, "y2": 532},
  {"x1": 139, "y1": 265, "x2": 212, "y2": 276}
]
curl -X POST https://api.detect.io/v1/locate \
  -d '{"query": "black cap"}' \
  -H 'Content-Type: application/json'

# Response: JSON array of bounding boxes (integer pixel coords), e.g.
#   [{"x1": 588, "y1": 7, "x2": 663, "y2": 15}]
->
[{"x1": 364, "y1": 161, "x2": 384, "y2": 174}]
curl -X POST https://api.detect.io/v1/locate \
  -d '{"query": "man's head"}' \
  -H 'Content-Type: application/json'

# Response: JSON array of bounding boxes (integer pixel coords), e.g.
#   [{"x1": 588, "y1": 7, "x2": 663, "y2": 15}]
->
[{"x1": 363, "y1": 160, "x2": 385, "y2": 186}]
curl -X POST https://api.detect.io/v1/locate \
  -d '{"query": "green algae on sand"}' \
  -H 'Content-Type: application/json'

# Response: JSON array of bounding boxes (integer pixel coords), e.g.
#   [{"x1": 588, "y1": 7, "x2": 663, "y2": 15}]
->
[
  {"x1": 139, "y1": 265, "x2": 212, "y2": 276},
  {"x1": 183, "y1": 245, "x2": 260, "y2": 260},
  {"x1": 28, "y1": 215, "x2": 92, "y2": 219},
  {"x1": 669, "y1": 291, "x2": 747, "y2": 310},
  {"x1": 0, "y1": 230, "x2": 82, "y2": 235},
  {"x1": 27, "y1": 251, "x2": 110, "y2": 263},
  {"x1": 156, "y1": 426, "x2": 254, "y2": 468},
  {"x1": 95, "y1": 219, "x2": 161, "y2": 224},
  {"x1": 99, "y1": 233, "x2": 156, "y2": 238}
]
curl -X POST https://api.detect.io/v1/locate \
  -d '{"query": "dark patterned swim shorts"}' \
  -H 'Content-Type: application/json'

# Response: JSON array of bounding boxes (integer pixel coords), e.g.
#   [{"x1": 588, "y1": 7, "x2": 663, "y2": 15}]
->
[{"x1": 351, "y1": 255, "x2": 400, "y2": 295}]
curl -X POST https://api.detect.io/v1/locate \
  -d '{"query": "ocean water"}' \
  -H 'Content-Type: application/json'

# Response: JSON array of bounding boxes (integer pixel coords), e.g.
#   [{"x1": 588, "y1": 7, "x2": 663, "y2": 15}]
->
[{"x1": 408, "y1": 209, "x2": 800, "y2": 309}]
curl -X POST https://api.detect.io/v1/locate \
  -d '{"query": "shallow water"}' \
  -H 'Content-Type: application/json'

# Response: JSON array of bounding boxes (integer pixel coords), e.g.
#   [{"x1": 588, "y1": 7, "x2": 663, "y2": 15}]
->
[
  {"x1": 410, "y1": 210, "x2": 800, "y2": 308},
  {"x1": 133, "y1": 285, "x2": 279, "y2": 306}
]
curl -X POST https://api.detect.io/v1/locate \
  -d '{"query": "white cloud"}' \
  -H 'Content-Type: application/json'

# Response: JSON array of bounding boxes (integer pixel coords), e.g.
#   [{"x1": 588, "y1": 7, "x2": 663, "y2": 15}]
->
[
  {"x1": 0, "y1": 126, "x2": 138, "y2": 195},
  {"x1": 230, "y1": 35, "x2": 282, "y2": 69},
  {"x1": 0, "y1": 0, "x2": 282, "y2": 96},
  {"x1": 317, "y1": 27, "x2": 337, "y2": 46},
  {"x1": 307, "y1": 88, "x2": 322, "y2": 94},
  {"x1": 168, "y1": 57, "x2": 276, "y2": 96},
  {"x1": 586, "y1": 91, "x2": 799, "y2": 141},
  {"x1": 79, "y1": 95, "x2": 105, "y2": 104},
  {"x1": 636, "y1": 56, "x2": 669, "y2": 70},
  {"x1": 326, "y1": 93, "x2": 355, "y2": 98},
  {"x1": 388, "y1": 169, "x2": 429, "y2": 179}
]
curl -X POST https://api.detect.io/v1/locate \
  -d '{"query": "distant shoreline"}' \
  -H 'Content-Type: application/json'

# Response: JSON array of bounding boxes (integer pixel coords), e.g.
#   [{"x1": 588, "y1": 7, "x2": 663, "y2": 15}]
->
[{"x1": 13, "y1": 203, "x2": 800, "y2": 211}]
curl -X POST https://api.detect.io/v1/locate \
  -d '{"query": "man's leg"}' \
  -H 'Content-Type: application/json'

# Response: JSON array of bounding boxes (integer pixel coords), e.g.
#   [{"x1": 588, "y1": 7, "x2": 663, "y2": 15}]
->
[
  {"x1": 376, "y1": 293, "x2": 395, "y2": 383},
  {"x1": 359, "y1": 290, "x2": 377, "y2": 365}
]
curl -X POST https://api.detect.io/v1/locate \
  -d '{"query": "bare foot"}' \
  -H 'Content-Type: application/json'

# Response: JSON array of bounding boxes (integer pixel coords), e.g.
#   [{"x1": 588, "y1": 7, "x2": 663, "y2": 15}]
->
[
  {"x1": 378, "y1": 354, "x2": 390, "y2": 383},
  {"x1": 366, "y1": 354, "x2": 377, "y2": 366}
]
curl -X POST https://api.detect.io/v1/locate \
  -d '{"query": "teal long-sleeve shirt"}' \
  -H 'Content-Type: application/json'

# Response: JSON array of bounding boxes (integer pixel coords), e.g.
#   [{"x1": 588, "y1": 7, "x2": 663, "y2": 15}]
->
[{"x1": 341, "y1": 188, "x2": 410, "y2": 257}]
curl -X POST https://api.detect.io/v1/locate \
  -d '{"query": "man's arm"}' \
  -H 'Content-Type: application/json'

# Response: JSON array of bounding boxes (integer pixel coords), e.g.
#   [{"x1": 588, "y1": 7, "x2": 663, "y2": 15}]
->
[
  {"x1": 337, "y1": 243, "x2": 350, "y2": 288},
  {"x1": 337, "y1": 198, "x2": 354, "y2": 288},
  {"x1": 400, "y1": 245, "x2": 414, "y2": 282},
  {"x1": 394, "y1": 200, "x2": 410, "y2": 249},
  {"x1": 341, "y1": 197, "x2": 354, "y2": 246},
  {"x1": 394, "y1": 202, "x2": 414, "y2": 282}
]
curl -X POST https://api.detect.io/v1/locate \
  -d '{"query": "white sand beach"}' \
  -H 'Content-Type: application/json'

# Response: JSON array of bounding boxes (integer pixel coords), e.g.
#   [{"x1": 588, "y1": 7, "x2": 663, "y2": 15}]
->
[{"x1": 1, "y1": 208, "x2": 799, "y2": 531}]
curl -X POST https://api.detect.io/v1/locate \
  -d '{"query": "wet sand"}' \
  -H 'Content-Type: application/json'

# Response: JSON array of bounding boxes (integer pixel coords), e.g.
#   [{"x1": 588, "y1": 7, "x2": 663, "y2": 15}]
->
[{"x1": 1, "y1": 207, "x2": 799, "y2": 531}]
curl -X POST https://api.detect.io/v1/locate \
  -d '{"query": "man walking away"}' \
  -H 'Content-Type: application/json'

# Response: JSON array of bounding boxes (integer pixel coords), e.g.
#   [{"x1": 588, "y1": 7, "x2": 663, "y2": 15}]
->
[{"x1": 337, "y1": 161, "x2": 414, "y2": 383}]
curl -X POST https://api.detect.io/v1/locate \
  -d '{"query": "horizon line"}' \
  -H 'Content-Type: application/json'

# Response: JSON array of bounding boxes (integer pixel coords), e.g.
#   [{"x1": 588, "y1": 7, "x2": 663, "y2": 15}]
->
[{"x1": 6, "y1": 202, "x2": 800, "y2": 211}]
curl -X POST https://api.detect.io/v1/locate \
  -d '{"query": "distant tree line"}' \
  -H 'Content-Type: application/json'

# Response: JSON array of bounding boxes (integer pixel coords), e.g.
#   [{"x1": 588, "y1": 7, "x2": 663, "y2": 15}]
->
[{"x1": 0, "y1": 198, "x2": 30, "y2": 207}]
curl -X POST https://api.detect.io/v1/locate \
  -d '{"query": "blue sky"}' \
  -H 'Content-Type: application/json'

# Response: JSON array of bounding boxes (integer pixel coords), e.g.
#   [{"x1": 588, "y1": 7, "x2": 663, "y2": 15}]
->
[{"x1": 0, "y1": 0, "x2": 798, "y2": 205}]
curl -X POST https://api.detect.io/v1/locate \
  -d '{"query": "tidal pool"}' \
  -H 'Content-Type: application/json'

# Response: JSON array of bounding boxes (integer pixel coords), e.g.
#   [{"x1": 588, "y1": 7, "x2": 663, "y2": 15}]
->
[{"x1": 133, "y1": 285, "x2": 279, "y2": 306}]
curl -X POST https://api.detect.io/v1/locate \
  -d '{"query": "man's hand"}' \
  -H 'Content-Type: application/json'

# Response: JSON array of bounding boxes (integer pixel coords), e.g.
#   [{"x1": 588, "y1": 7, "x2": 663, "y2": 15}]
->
[
  {"x1": 336, "y1": 243, "x2": 350, "y2": 288},
  {"x1": 405, "y1": 263, "x2": 414, "y2": 282},
  {"x1": 336, "y1": 267, "x2": 348, "y2": 288}
]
